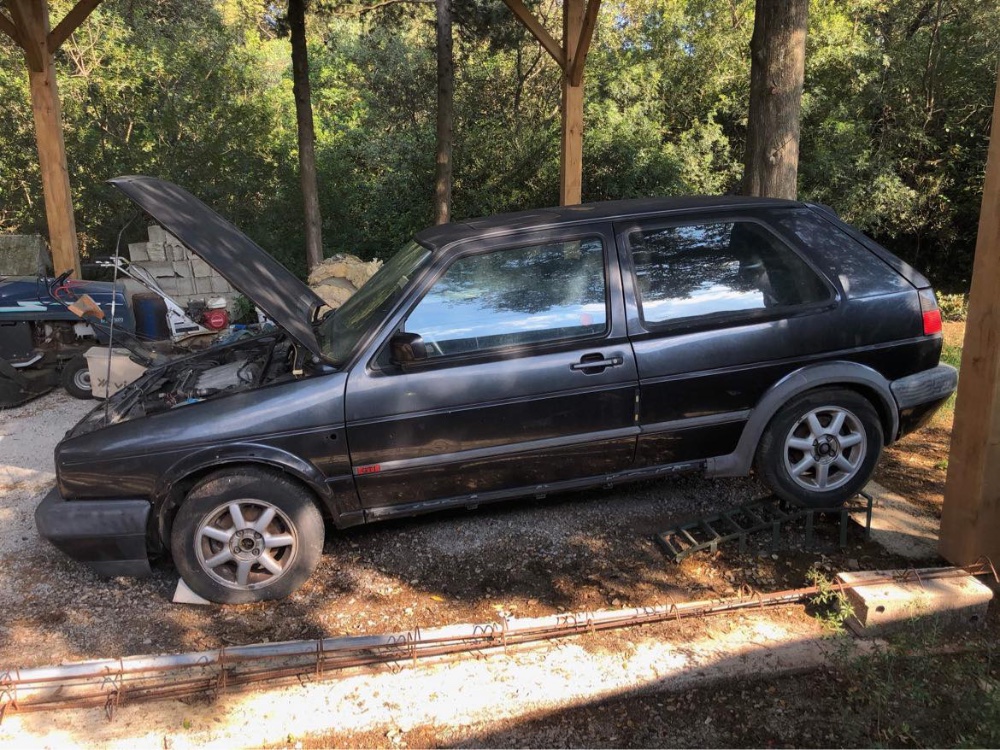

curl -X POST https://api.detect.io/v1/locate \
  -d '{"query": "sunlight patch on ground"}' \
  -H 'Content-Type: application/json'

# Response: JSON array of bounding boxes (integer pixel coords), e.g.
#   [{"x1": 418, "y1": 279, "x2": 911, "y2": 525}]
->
[{"x1": 0, "y1": 610, "x2": 867, "y2": 749}]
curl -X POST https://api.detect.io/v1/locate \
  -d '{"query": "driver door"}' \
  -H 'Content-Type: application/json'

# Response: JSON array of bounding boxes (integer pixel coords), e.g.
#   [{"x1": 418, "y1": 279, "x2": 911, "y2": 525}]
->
[{"x1": 345, "y1": 225, "x2": 639, "y2": 517}]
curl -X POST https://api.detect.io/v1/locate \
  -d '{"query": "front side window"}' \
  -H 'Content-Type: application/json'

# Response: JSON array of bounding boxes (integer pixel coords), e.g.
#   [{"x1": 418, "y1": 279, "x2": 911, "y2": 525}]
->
[
  {"x1": 628, "y1": 220, "x2": 829, "y2": 327},
  {"x1": 404, "y1": 237, "x2": 607, "y2": 357}
]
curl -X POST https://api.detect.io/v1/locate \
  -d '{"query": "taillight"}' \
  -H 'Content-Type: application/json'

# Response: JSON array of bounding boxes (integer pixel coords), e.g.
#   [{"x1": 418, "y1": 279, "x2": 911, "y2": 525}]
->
[{"x1": 918, "y1": 289, "x2": 942, "y2": 335}]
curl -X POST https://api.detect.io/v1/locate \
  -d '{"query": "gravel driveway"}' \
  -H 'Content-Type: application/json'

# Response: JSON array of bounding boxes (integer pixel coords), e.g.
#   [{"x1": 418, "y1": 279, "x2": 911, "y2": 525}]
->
[{"x1": 0, "y1": 390, "x2": 886, "y2": 674}]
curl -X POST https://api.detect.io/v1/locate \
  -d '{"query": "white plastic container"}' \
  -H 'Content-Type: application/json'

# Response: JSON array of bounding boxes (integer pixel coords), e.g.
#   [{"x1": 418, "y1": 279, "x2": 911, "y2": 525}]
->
[{"x1": 84, "y1": 347, "x2": 148, "y2": 399}]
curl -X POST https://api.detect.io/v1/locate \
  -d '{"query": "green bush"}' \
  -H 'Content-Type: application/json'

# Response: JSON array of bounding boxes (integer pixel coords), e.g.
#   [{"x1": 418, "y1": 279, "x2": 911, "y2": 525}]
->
[{"x1": 938, "y1": 293, "x2": 968, "y2": 322}]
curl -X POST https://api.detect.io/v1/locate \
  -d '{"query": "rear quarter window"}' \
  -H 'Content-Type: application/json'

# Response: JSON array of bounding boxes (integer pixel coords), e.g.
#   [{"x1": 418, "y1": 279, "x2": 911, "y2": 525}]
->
[
  {"x1": 626, "y1": 219, "x2": 830, "y2": 329},
  {"x1": 767, "y1": 208, "x2": 911, "y2": 298}
]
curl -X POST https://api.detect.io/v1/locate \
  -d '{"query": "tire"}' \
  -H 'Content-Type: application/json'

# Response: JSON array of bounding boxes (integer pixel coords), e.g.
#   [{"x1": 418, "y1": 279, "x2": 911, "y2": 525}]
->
[
  {"x1": 756, "y1": 388, "x2": 883, "y2": 508},
  {"x1": 170, "y1": 468, "x2": 325, "y2": 604},
  {"x1": 61, "y1": 355, "x2": 93, "y2": 399}
]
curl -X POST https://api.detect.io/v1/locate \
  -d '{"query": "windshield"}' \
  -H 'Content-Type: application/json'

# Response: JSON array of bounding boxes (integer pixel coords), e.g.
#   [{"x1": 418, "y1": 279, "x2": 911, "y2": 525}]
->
[{"x1": 318, "y1": 240, "x2": 431, "y2": 365}]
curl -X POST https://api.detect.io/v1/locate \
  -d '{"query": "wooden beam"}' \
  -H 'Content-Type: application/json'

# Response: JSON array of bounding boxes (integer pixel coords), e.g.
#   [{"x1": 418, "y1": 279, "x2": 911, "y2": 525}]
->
[
  {"x1": 7, "y1": 0, "x2": 45, "y2": 71},
  {"x1": 501, "y1": 0, "x2": 565, "y2": 71},
  {"x1": 8, "y1": 0, "x2": 80, "y2": 276},
  {"x1": 48, "y1": 0, "x2": 102, "y2": 53},
  {"x1": 559, "y1": 0, "x2": 584, "y2": 205},
  {"x1": 939, "y1": 66, "x2": 1000, "y2": 565},
  {"x1": 568, "y1": 0, "x2": 600, "y2": 87},
  {"x1": 0, "y1": 10, "x2": 23, "y2": 47}
]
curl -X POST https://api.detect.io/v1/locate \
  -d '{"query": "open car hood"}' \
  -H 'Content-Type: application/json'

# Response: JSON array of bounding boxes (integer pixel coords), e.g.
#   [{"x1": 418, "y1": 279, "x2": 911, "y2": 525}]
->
[{"x1": 109, "y1": 176, "x2": 326, "y2": 357}]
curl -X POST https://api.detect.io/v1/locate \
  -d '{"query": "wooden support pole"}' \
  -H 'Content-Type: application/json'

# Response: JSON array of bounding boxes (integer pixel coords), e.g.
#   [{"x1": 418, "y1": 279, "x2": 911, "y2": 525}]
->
[
  {"x1": 938, "y1": 66, "x2": 1000, "y2": 565},
  {"x1": 560, "y1": 0, "x2": 584, "y2": 206},
  {"x1": 7, "y1": 0, "x2": 80, "y2": 276}
]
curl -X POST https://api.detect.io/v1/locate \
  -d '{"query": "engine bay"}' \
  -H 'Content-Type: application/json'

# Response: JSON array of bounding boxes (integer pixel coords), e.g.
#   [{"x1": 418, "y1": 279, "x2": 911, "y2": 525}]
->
[
  {"x1": 68, "y1": 333, "x2": 304, "y2": 436},
  {"x1": 138, "y1": 334, "x2": 295, "y2": 415}
]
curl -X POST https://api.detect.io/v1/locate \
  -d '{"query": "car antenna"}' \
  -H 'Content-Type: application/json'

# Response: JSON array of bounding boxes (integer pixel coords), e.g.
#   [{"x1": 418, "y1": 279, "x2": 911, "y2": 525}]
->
[{"x1": 104, "y1": 211, "x2": 139, "y2": 423}]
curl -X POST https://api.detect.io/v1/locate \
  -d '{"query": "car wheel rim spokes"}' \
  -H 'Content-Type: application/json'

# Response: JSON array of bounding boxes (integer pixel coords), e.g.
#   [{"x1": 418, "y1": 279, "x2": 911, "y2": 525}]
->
[
  {"x1": 74, "y1": 369, "x2": 91, "y2": 391},
  {"x1": 194, "y1": 500, "x2": 297, "y2": 590},
  {"x1": 783, "y1": 406, "x2": 867, "y2": 493}
]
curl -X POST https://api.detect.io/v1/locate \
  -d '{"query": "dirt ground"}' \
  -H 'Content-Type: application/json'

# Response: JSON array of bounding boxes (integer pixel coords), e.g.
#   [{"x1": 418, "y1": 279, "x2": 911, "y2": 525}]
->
[{"x1": 0, "y1": 322, "x2": 976, "y2": 747}]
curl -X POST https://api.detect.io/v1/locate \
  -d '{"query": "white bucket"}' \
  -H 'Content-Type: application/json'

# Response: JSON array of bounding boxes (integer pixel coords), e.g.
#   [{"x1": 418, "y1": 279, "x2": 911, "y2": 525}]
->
[{"x1": 84, "y1": 347, "x2": 147, "y2": 399}]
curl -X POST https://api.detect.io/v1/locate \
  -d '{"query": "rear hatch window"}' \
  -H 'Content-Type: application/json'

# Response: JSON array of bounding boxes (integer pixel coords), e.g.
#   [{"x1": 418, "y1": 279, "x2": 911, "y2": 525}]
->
[{"x1": 765, "y1": 208, "x2": 913, "y2": 298}]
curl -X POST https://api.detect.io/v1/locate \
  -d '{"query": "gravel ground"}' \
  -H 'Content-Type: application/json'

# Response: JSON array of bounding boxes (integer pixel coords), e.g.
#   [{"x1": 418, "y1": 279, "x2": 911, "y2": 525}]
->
[{"x1": 0, "y1": 390, "x2": 933, "y2": 747}]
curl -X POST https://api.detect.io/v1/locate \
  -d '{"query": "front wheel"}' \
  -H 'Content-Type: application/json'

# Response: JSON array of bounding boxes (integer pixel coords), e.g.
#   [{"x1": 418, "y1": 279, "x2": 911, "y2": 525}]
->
[
  {"x1": 756, "y1": 388, "x2": 883, "y2": 508},
  {"x1": 171, "y1": 468, "x2": 325, "y2": 604},
  {"x1": 61, "y1": 355, "x2": 93, "y2": 399}
]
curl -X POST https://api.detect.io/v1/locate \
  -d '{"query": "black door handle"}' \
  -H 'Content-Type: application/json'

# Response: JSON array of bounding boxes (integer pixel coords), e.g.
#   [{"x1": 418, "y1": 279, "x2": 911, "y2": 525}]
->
[{"x1": 571, "y1": 354, "x2": 624, "y2": 373}]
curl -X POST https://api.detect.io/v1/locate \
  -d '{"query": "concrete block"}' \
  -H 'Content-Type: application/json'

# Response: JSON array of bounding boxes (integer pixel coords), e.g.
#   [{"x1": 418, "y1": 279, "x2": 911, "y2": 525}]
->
[
  {"x1": 145, "y1": 244, "x2": 166, "y2": 262},
  {"x1": 128, "y1": 242, "x2": 149, "y2": 263},
  {"x1": 147, "y1": 224, "x2": 166, "y2": 245},
  {"x1": 0, "y1": 235, "x2": 49, "y2": 275},
  {"x1": 855, "y1": 482, "x2": 940, "y2": 559},
  {"x1": 191, "y1": 258, "x2": 212, "y2": 277},
  {"x1": 172, "y1": 261, "x2": 193, "y2": 278},
  {"x1": 194, "y1": 277, "x2": 214, "y2": 294},
  {"x1": 174, "y1": 277, "x2": 195, "y2": 296},
  {"x1": 837, "y1": 569, "x2": 992, "y2": 635},
  {"x1": 157, "y1": 278, "x2": 179, "y2": 295},
  {"x1": 140, "y1": 262, "x2": 175, "y2": 279},
  {"x1": 210, "y1": 275, "x2": 231, "y2": 293}
]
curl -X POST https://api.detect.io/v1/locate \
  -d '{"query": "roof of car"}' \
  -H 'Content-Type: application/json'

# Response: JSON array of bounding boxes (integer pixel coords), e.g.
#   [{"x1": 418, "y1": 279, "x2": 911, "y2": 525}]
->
[{"x1": 415, "y1": 195, "x2": 804, "y2": 251}]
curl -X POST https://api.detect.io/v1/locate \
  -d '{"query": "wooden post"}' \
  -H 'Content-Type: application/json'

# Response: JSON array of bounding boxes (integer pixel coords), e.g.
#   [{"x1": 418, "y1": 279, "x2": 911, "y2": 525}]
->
[
  {"x1": 560, "y1": 0, "x2": 584, "y2": 206},
  {"x1": 938, "y1": 67, "x2": 1000, "y2": 565},
  {"x1": 7, "y1": 0, "x2": 79, "y2": 276}
]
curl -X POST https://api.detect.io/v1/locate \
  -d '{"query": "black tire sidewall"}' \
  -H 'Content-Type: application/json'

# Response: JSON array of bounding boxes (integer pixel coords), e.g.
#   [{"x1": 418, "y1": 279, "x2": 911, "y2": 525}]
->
[
  {"x1": 170, "y1": 469, "x2": 324, "y2": 604},
  {"x1": 61, "y1": 355, "x2": 93, "y2": 399},
  {"x1": 757, "y1": 388, "x2": 883, "y2": 508}
]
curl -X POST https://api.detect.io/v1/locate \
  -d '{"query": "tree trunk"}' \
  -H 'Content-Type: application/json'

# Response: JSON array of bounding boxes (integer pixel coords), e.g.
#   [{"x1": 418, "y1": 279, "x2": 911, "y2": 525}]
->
[
  {"x1": 741, "y1": 0, "x2": 808, "y2": 200},
  {"x1": 289, "y1": 0, "x2": 323, "y2": 271},
  {"x1": 434, "y1": 0, "x2": 454, "y2": 225}
]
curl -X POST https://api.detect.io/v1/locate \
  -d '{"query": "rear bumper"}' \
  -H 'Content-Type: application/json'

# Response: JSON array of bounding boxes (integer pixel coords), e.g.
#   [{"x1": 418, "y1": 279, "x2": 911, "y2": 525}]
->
[
  {"x1": 890, "y1": 364, "x2": 958, "y2": 439},
  {"x1": 34, "y1": 487, "x2": 152, "y2": 577}
]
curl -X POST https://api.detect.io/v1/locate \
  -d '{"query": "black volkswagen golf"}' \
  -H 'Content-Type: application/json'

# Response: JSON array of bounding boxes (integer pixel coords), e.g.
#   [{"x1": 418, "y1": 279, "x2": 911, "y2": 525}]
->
[{"x1": 37, "y1": 177, "x2": 957, "y2": 603}]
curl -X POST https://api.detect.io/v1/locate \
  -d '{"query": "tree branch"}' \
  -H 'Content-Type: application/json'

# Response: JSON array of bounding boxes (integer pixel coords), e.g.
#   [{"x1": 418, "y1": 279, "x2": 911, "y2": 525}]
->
[
  {"x1": 337, "y1": 0, "x2": 433, "y2": 16},
  {"x1": 48, "y1": 0, "x2": 103, "y2": 52}
]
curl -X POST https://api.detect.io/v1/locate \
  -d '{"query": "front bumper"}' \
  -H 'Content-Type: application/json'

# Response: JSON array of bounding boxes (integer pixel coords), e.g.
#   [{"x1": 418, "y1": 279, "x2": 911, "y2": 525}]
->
[
  {"x1": 35, "y1": 487, "x2": 152, "y2": 577},
  {"x1": 890, "y1": 364, "x2": 958, "y2": 439}
]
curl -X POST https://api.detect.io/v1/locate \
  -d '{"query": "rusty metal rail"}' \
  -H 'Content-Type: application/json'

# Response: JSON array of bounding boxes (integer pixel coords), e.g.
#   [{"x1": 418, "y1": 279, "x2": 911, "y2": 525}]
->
[{"x1": 1, "y1": 560, "x2": 994, "y2": 721}]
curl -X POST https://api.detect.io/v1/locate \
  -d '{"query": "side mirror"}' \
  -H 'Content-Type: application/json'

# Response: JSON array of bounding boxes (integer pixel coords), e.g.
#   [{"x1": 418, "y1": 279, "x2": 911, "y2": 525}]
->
[{"x1": 389, "y1": 332, "x2": 428, "y2": 365}]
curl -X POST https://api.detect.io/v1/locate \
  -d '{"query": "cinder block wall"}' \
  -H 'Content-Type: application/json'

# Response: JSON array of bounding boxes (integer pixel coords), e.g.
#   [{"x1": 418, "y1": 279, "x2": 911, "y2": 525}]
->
[{"x1": 127, "y1": 225, "x2": 235, "y2": 310}]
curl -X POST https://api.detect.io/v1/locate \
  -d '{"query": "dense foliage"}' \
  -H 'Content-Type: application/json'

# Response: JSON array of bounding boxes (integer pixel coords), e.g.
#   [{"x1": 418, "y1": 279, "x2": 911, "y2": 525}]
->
[{"x1": 0, "y1": 0, "x2": 996, "y2": 289}]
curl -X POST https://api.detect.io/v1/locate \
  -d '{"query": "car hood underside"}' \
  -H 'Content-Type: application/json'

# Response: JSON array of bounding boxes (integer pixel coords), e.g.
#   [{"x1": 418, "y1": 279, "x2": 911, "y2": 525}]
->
[{"x1": 109, "y1": 176, "x2": 327, "y2": 357}]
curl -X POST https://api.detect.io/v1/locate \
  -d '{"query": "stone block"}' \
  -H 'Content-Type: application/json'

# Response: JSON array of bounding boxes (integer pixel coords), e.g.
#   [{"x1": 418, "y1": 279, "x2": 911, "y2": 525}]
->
[
  {"x1": 128, "y1": 242, "x2": 149, "y2": 263},
  {"x1": 146, "y1": 243, "x2": 166, "y2": 262},
  {"x1": 210, "y1": 275, "x2": 231, "y2": 294},
  {"x1": 194, "y1": 277, "x2": 214, "y2": 294},
  {"x1": 837, "y1": 569, "x2": 993, "y2": 635},
  {"x1": 174, "y1": 278, "x2": 195, "y2": 296},
  {"x1": 157, "y1": 277, "x2": 179, "y2": 295},
  {"x1": 147, "y1": 224, "x2": 166, "y2": 245},
  {"x1": 140, "y1": 262, "x2": 175, "y2": 279},
  {"x1": 191, "y1": 258, "x2": 212, "y2": 277},
  {"x1": 172, "y1": 261, "x2": 193, "y2": 278},
  {"x1": 0, "y1": 235, "x2": 49, "y2": 275}
]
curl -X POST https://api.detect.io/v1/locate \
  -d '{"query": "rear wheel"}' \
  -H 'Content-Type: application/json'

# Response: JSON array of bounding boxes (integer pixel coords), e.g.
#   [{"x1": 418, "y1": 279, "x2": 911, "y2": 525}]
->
[
  {"x1": 61, "y1": 355, "x2": 93, "y2": 399},
  {"x1": 756, "y1": 388, "x2": 882, "y2": 508},
  {"x1": 171, "y1": 468, "x2": 325, "y2": 603}
]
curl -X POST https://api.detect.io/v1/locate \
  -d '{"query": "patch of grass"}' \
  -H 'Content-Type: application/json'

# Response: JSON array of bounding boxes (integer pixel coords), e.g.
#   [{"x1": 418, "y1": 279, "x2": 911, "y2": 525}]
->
[
  {"x1": 941, "y1": 342, "x2": 963, "y2": 370},
  {"x1": 842, "y1": 632, "x2": 1000, "y2": 748}
]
